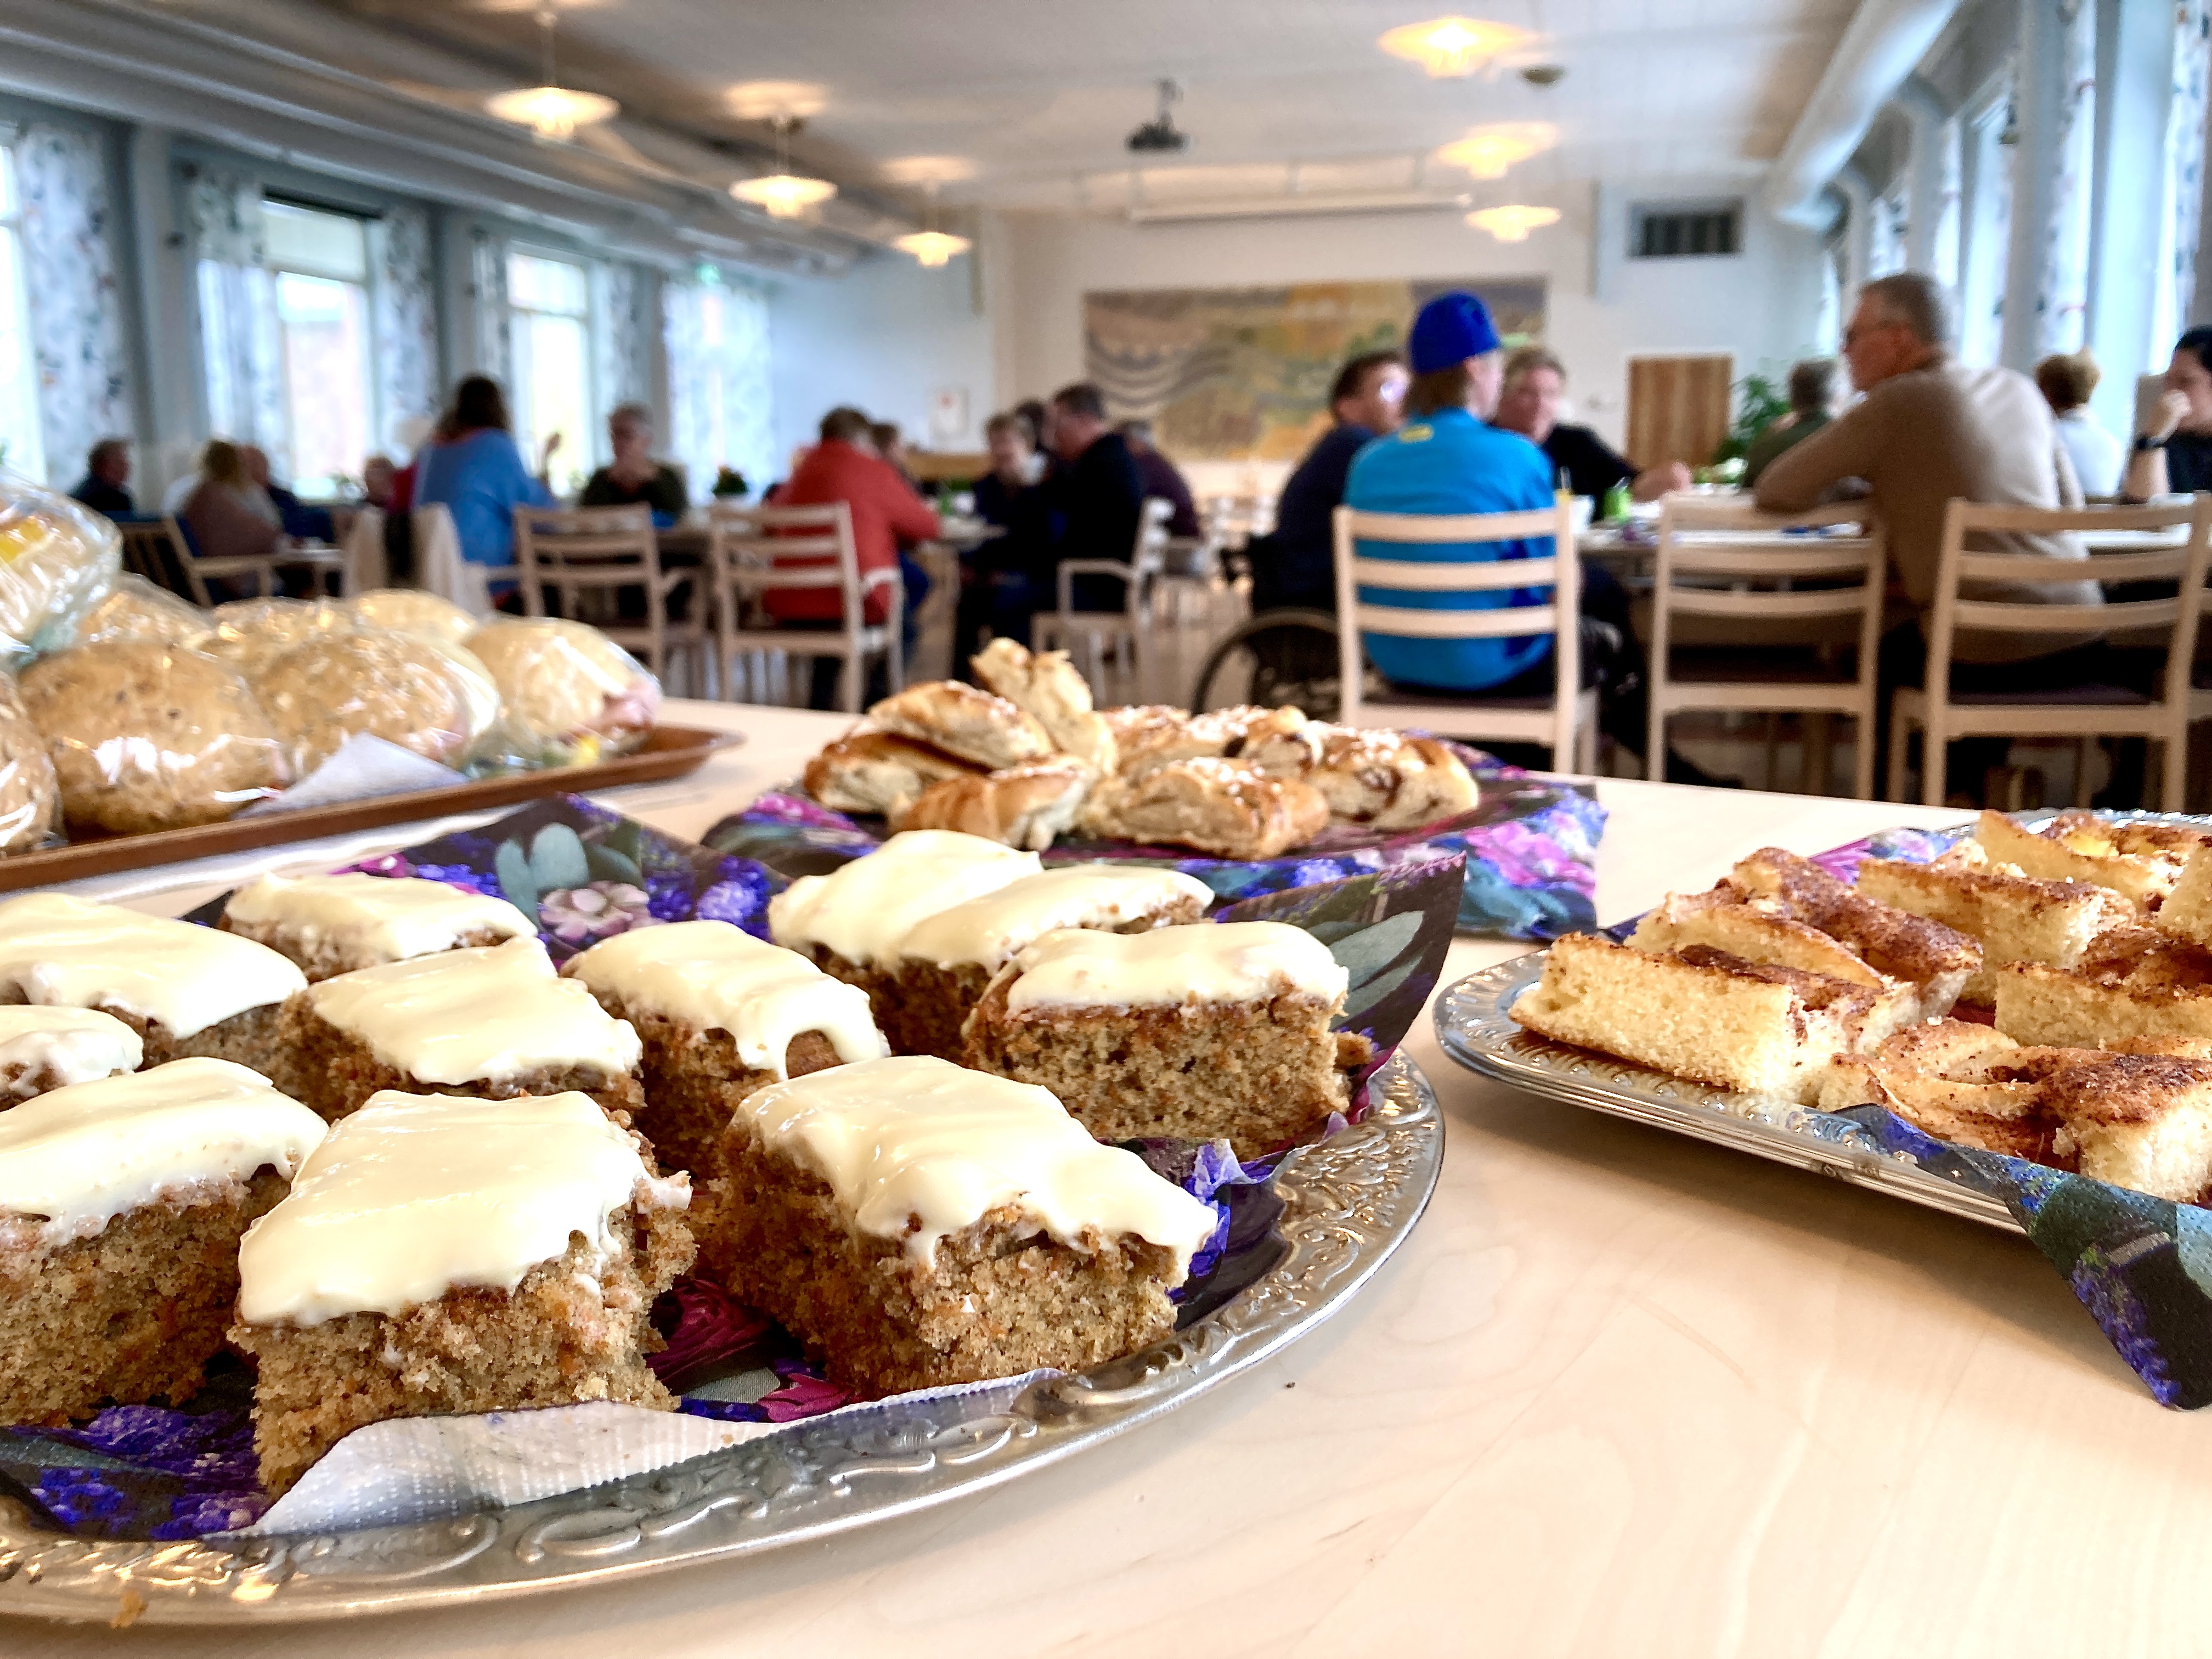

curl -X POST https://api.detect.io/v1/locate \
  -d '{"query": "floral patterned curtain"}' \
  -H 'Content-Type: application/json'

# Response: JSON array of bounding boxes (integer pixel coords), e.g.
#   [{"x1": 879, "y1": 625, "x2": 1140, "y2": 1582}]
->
[
  {"x1": 370, "y1": 202, "x2": 438, "y2": 452},
  {"x1": 186, "y1": 165, "x2": 282, "y2": 450},
  {"x1": 663, "y1": 278, "x2": 772, "y2": 503},
  {"x1": 14, "y1": 125, "x2": 133, "y2": 487},
  {"x1": 469, "y1": 226, "x2": 510, "y2": 383},
  {"x1": 2165, "y1": 0, "x2": 2211, "y2": 340},
  {"x1": 2035, "y1": 0, "x2": 2097, "y2": 353},
  {"x1": 594, "y1": 261, "x2": 653, "y2": 409}
]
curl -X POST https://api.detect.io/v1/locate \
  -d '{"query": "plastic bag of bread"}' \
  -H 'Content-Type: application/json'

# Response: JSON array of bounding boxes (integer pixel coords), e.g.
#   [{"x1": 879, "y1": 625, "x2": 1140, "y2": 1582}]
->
[
  {"x1": 200, "y1": 597, "x2": 355, "y2": 678},
  {"x1": 20, "y1": 641, "x2": 289, "y2": 833},
  {"x1": 0, "y1": 675, "x2": 59, "y2": 854},
  {"x1": 348, "y1": 588, "x2": 477, "y2": 648},
  {"x1": 71, "y1": 574, "x2": 213, "y2": 650},
  {"x1": 0, "y1": 479, "x2": 124, "y2": 666},
  {"x1": 252, "y1": 628, "x2": 501, "y2": 775},
  {"x1": 465, "y1": 618, "x2": 660, "y2": 765}
]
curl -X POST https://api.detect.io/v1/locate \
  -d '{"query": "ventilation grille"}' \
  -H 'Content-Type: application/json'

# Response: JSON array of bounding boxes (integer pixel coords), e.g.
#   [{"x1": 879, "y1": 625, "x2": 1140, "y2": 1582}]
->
[{"x1": 1629, "y1": 200, "x2": 1743, "y2": 259}]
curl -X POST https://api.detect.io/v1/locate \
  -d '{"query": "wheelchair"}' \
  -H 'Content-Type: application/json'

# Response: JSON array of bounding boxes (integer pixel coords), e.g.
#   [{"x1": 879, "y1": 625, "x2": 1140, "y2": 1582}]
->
[{"x1": 1190, "y1": 607, "x2": 1342, "y2": 718}]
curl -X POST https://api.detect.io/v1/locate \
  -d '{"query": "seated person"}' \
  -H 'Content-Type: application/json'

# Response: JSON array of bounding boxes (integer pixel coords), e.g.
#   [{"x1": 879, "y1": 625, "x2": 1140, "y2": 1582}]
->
[
  {"x1": 579, "y1": 403, "x2": 687, "y2": 519},
  {"x1": 1756, "y1": 273, "x2": 2133, "y2": 802},
  {"x1": 242, "y1": 444, "x2": 335, "y2": 541},
  {"x1": 2123, "y1": 327, "x2": 2212, "y2": 500},
  {"x1": 415, "y1": 375, "x2": 558, "y2": 569},
  {"x1": 2036, "y1": 352, "x2": 2123, "y2": 499},
  {"x1": 180, "y1": 438, "x2": 285, "y2": 563},
  {"x1": 1117, "y1": 419, "x2": 1201, "y2": 538},
  {"x1": 1494, "y1": 346, "x2": 1692, "y2": 505},
  {"x1": 1046, "y1": 382, "x2": 1144, "y2": 611},
  {"x1": 360, "y1": 453, "x2": 415, "y2": 585},
  {"x1": 1741, "y1": 358, "x2": 1839, "y2": 486},
  {"x1": 361, "y1": 454, "x2": 398, "y2": 511},
  {"x1": 1344, "y1": 293, "x2": 1714, "y2": 782},
  {"x1": 957, "y1": 410, "x2": 1054, "y2": 660},
  {"x1": 1252, "y1": 349, "x2": 1406, "y2": 612},
  {"x1": 69, "y1": 438, "x2": 135, "y2": 518}
]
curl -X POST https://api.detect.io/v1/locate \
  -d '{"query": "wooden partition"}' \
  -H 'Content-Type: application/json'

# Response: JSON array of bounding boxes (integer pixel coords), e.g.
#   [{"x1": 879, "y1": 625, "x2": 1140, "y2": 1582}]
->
[{"x1": 1626, "y1": 354, "x2": 1734, "y2": 469}]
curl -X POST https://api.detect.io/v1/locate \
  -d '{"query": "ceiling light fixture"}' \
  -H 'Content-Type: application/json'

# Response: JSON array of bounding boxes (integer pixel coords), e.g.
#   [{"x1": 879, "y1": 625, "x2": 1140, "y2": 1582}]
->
[
  {"x1": 1465, "y1": 204, "x2": 1560, "y2": 242},
  {"x1": 893, "y1": 182, "x2": 970, "y2": 267},
  {"x1": 1377, "y1": 16, "x2": 1528, "y2": 78},
  {"x1": 1435, "y1": 122, "x2": 1555, "y2": 180},
  {"x1": 486, "y1": 8, "x2": 617, "y2": 140},
  {"x1": 730, "y1": 115, "x2": 837, "y2": 219}
]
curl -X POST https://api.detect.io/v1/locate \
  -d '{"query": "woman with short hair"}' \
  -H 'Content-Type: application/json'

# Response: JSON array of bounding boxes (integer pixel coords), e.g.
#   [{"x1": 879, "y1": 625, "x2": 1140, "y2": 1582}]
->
[
  {"x1": 579, "y1": 403, "x2": 687, "y2": 519},
  {"x1": 2035, "y1": 352, "x2": 2123, "y2": 499}
]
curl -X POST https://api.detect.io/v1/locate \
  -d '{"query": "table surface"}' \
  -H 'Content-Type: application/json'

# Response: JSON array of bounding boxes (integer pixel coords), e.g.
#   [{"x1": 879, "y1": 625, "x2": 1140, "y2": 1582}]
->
[{"x1": 31, "y1": 710, "x2": 2208, "y2": 1657}]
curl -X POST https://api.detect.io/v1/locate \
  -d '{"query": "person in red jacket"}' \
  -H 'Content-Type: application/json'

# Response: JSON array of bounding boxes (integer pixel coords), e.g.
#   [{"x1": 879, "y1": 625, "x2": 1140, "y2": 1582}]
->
[{"x1": 771, "y1": 405, "x2": 940, "y2": 707}]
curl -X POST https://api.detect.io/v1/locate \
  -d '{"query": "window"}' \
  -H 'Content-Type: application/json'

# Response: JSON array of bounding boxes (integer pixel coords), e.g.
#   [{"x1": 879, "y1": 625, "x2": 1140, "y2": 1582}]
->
[
  {"x1": 261, "y1": 201, "x2": 372, "y2": 497},
  {"x1": 0, "y1": 146, "x2": 45, "y2": 486},
  {"x1": 1866, "y1": 189, "x2": 1908, "y2": 280},
  {"x1": 508, "y1": 250, "x2": 592, "y2": 494},
  {"x1": 1956, "y1": 94, "x2": 2012, "y2": 366},
  {"x1": 1628, "y1": 200, "x2": 1742, "y2": 259}
]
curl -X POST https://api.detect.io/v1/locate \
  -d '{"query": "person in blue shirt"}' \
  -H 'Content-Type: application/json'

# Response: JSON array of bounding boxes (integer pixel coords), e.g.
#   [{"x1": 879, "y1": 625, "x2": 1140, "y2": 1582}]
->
[
  {"x1": 1251, "y1": 349, "x2": 1407, "y2": 613},
  {"x1": 414, "y1": 375, "x2": 558, "y2": 568}
]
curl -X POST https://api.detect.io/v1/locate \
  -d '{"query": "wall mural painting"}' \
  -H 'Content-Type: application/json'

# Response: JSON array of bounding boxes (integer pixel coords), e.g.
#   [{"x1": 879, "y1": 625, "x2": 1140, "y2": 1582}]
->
[{"x1": 1082, "y1": 278, "x2": 1546, "y2": 462}]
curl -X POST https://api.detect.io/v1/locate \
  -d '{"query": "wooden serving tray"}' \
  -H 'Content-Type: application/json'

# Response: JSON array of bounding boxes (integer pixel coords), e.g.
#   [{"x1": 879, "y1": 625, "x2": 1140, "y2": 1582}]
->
[{"x1": 0, "y1": 724, "x2": 739, "y2": 893}]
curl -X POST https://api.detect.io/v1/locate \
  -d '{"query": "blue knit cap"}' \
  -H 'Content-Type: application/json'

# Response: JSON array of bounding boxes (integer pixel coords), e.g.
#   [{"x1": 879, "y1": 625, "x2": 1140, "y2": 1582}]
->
[{"x1": 1407, "y1": 290, "x2": 1502, "y2": 374}]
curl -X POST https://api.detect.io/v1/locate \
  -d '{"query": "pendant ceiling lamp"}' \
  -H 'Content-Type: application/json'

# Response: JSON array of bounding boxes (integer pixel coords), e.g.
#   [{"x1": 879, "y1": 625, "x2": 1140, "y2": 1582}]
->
[
  {"x1": 893, "y1": 183, "x2": 970, "y2": 267},
  {"x1": 731, "y1": 115, "x2": 838, "y2": 219},
  {"x1": 486, "y1": 9, "x2": 617, "y2": 141},
  {"x1": 1435, "y1": 122, "x2": 1556, "y2": 181},
  {"x1": 1465, "y1": 204, "x2": 1560, "y2": 242},
  {"x1": 1377, "y1": 16, "x2": 1528, "y2": 78}
]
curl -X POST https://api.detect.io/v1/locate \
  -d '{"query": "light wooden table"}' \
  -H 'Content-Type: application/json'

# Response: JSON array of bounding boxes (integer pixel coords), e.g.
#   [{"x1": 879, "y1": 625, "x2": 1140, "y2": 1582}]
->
[{"x1": 36, "y1": 718, "x2": 2207, "y2": 1657}]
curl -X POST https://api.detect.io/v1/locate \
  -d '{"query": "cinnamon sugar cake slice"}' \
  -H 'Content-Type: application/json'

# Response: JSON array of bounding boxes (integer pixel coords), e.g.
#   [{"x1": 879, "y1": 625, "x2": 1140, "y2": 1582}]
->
[
  {"x1": 885, "y1": 865, "x2": 1213, "y2": 1059},
  {"x1": 220, "y1": 871, "x2": 534, "y2": 981},
  {"x1": 0, "y1": 1059, "x2": 324, "y2": 1426},
  {"x1": 961, "y1": 920, "x2": 1359, "y2": 1152},
  {"x1": 280, "y1": 936, "x2": 643, "y2": 1122},
  {"x1": 1993, "y1": 926, "x2": 2212, "y2": 1049},
  {"x1": 1854, "y1": 844, "x2": 2131, "y2": 1005},
  {"x1": 709, "y1": 1055, "x2": 1217, "y2": 1396},
  {"x1": 231, "y1": 1090, "x2": 692, "y2": 1495},
  {"x1": 1975, "y1": 809, "x2": 2212, "y2": 910}
]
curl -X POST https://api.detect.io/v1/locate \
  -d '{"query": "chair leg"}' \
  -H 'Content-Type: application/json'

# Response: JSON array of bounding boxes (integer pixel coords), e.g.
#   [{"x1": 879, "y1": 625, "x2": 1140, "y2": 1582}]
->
[
  {"x1": 1922, "y1": 724, "x2": 1946, "y2": 809},
  {"x1": 2164, "y1": 728, "x2": 2188, "y2": 813},
  {"x1": 1850, "y1": 707, "x2": 1875, "y2": 801},
  {"x1": 1888, "y1": 710, "x2": 1913, "y2": 804},
  {"x1": 1645, "y1": 708, "x2": 1666, "y2": 782}
]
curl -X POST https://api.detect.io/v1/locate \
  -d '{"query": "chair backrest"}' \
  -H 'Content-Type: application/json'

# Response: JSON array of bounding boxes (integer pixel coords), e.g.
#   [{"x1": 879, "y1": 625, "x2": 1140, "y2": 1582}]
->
[
  {"x1": 708, "y1": 501, "x2": 886, "y2": 640},
  {"x1": 1133, "y1": 495, "x2": 1174, "y2": 562},
  {"x1": 1331, "y1": 492, "x2": 1582, "y2": 755},
  {"x1": 512, "y1": 504, "x2": 659, "y2": 619},
  {"x1": 340, "y1": 505, "x2": 388, "y2": 594},
  {"x1": 160, "y1": 510, "x2": 217, "y2": 606},
  {"x1": 1652, "y1": 497, "x2": 1887, "y2": 652},
  {"x1": 414, "y1": 503, "x2": 497, "y2": 618},
  {"x1": 1926, "y1": 495, "x2": 2212, "y2": 715}
]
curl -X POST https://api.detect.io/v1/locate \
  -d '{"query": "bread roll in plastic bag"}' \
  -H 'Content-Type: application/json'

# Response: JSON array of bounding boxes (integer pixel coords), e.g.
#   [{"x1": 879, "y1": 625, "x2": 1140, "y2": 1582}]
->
[
  {"x1": 0, "y1": 674, "x2": 59, "y2": 854},
  {"x1": 348, "y1": 588, "x2": 477, "y2": 648},
  {"x1": 0, "y1": 477, "x2": 124, "y2": 668},
  {"x1": 466, "y1": 618, "x2": 660, "y2": 765},
  {"x1": 201, "y1": 596, "x2": 354, "y2": 678},
  {"x1": 72, "y1": 574, "x2": 213, "y2": 650},
  {"x1": 254, "y1": 628, "x2": 499, "y2": 775},
  {"x1": 20, "y1": 641, "x2": 289, "y2": 833}
]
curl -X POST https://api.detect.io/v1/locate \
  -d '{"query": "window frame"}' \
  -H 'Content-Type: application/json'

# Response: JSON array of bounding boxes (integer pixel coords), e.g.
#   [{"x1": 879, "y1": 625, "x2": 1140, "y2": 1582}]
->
[{"x1": 258, "y1": 196, "x2": 378, "y2": 497}]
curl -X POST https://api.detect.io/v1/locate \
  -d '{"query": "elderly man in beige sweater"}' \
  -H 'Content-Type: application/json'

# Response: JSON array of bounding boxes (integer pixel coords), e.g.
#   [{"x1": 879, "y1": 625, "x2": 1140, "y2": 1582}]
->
[{"x1": 1755, "y1": 272, "x2": 2148, "y2": 803}]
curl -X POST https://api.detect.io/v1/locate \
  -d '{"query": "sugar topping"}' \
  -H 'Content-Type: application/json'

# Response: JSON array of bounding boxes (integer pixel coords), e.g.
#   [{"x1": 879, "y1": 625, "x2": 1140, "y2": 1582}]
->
[
  {"x1": 0, "y1": 1058, "x2": 325, "y2": 1244},
  {"x1": 224, "y1": 872, "x2": 534, "y2": 963},
  {"x1": 0, "y1": 1006, "x2": 142, "y2": 1097},
  {"x1": 566, "y1": 921, "x2": 887, "y2": 1073},
  {"x1": 237, "y1": 1090, "x2": 683, "y2": 1326},
  {"x1": 1003, "y1": 921, "x2": 1348, "y2": 1013},
  {"x1": 899, "y1": 865, "x2": 1215, "y2": 969},
  {"x1": 768, "y1": 830, "x2": 1040, "y2": 967},
  {"x1": 304, "y1": 936, "x2": 641, "y2": 1085},
  {"x1": 0, "y1": 893, "x2": 307, "y2": 1038},
  {"x1": 735, "y1": 1055, "x2": 1218, "y2": 1272}
]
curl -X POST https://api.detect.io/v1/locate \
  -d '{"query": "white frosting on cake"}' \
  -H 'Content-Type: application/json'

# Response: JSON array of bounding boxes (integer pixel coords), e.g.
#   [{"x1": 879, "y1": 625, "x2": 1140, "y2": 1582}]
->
[
  {"x1": 0, "y1": 1058, "x2": 325, "y2": 1243},
  {"x1": 237, "y1": 1090, "x2": 684, "y2": 1326},
  {"x1": 768, "y1": 830, "x2": 1040, "y2": 967},
  {"x1": 0, "y1": 893, "x2": 307, "y2": 1038},
  {"x1": 1003, "y1": 921, "x2": 1348, "y2": 1013},
  {"x1": 224, "y1": 872, "x2": 534, "y2": 963},
  {"x1": 735, "y1": 1054, "x2": 1217, "y2": 1273},
  {"x1": 566, "y1": 921, "x2": 886, "y2": 1074},
  {"x1": 897, "y1": 865, "x2": 1215, "y2": 969},
  {"x1": 0, "y1": 1006, "x2": 142, "y2": 1096},
  {"x1": 304, "y1": 937, "x2": 640, "y2": 1085}
]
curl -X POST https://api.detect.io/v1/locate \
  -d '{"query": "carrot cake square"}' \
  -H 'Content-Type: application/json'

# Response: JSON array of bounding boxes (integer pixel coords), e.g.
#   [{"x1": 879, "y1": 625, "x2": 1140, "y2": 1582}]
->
[
  {"x1": 0, "y1": 892, "x2": 304, "y2": 1074},
  {"x1": 279, "y1": 936, "x2": 643, "y2": 1122},
  {"x1": 961, "y1": 920, "x2": 1357, "y2": 1152},
  {"x1": 220, "y1": 871, "x2": 535, "y2": 981},
  {"x1": 882, "y1": 865, "x2": 1214, "y2": 1059},
  {"x1": 710, "y1": 1054, "x2": 1217, "y2": 1397},
  {"x1": 563, "y1": 919, "x2": 886, "y2": 1182},
  {"x1": 230, "y1": 1090, "x2": 692, "y2": 1495},
  {"x1": 0, "y1": 1006, "x2": 140, "y2": 1103},
  {"x1": 0, "y1": 1058, "x2": 324, "y2": 1426}
]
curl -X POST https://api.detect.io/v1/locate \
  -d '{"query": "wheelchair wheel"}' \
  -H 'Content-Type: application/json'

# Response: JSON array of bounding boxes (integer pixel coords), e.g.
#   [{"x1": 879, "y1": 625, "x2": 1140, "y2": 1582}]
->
[{"x1": 1190, "y1": 609, "x2": 1342, "y2": 716}]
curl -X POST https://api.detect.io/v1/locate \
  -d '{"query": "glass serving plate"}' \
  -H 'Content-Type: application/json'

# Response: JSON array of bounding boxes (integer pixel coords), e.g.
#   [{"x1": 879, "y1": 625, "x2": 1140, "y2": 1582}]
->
[{"x1": 0, "y1": 1053, "x2": 1443, "y2": 1628}]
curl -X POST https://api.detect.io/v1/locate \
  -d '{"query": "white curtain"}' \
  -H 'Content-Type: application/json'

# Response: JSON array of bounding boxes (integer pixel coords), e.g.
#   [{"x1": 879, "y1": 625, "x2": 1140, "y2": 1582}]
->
[
  {"x1": 469, "y1": 227, "x2": 510, "y2": 383},
  {"x1": 187, "y1": 166, "x2": 282, "y2": 451},
  {"x1": 2162, "y1": 0, "x2": 2212, "y2": 344},
  {"x1": 14, "y1": 124, "x2": 133, "y2": 486},
  {"x1": 663, "y1": 279, "x2": 772, "y2": 501},
  {"x1": 2034, "y1": 0, "x2": 2098, "y2": 353},
  {"x1": 595, "y1": 261, "x2": 653, "y2": 409},
  {"x1": 370, "y1": 202, "x2": 439, "y2": 453}
]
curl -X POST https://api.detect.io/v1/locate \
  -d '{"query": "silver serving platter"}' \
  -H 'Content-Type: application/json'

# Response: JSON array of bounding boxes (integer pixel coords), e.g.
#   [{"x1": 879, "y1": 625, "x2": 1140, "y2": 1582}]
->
[
  {"x1": 1436, "y1": 956, "x2": 2019, "y2": 1232},
  {"x1": 0, "y1": 1054, "x2": 1441, "y2": 1627}
]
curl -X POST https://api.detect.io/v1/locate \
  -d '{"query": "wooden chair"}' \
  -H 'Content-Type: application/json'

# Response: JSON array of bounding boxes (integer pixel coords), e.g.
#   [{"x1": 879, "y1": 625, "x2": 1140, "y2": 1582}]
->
[
  {"x1": 159, "y1": 510, "x2": 346, "y2": 606},
  {"x1": 1331, "y1": 493, "x2": 1597, "y2": 770},
  {"x1": 1648, "y1": 498, "x2": 1887, "y2": 797},
  {"x1": 704, "y1": 501, "x2": 902, "y2": 712},
  {"x1": 1035, "y1": 496, "x2": 1172, "y2": 690},
  {"x1": 1890, "y1": 495, "x2": 2212, "y2": 808},
  {"x1": 512, "y1": 504, "x2": 706, "y2": 692}
]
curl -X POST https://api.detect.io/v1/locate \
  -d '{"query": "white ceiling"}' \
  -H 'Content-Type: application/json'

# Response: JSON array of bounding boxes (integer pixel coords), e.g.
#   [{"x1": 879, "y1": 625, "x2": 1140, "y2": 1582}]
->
[{"x1": 296, "y1": 0, "x2": 1857, "y2": 212}]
